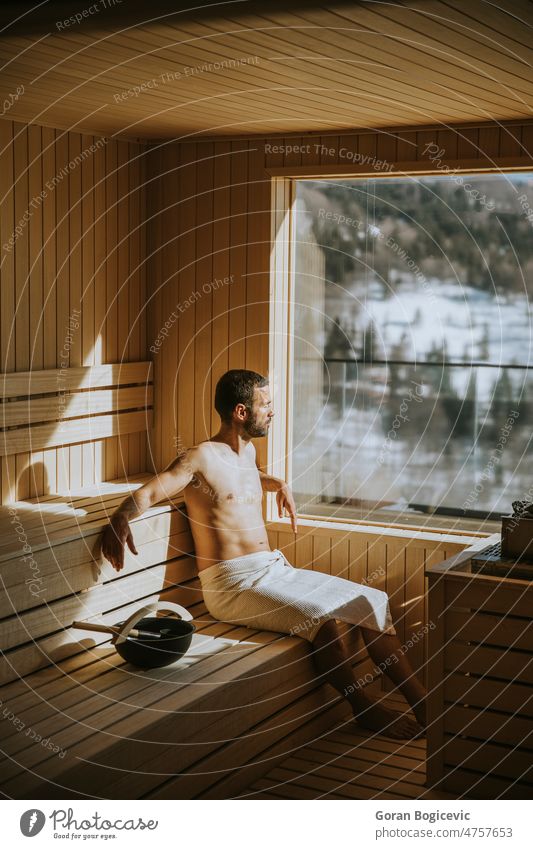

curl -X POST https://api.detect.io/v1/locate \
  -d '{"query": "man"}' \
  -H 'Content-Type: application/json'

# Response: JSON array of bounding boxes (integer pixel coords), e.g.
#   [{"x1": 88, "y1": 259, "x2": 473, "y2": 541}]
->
[{"x1": 101, "y1": 369, "x2": 427, "y2": 739}]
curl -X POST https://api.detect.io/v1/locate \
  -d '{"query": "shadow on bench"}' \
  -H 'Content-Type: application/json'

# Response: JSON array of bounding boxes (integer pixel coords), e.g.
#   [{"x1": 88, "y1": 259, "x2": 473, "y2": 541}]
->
[
  {"x1": 0, "y1": 589, "x2": 373, "y2": 799},
  {"x1": 0, "y1": 475, "x2": 375, "y2": 800}
]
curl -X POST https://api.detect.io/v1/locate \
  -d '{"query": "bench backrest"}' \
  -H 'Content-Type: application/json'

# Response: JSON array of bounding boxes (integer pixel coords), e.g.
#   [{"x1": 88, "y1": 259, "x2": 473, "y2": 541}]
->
[
  {"x1": 0, "y1": 361, "x2": 153, "y2": 456},
  {"x1": 0, "y1": 360, "x2": 198, "y2": 686}
]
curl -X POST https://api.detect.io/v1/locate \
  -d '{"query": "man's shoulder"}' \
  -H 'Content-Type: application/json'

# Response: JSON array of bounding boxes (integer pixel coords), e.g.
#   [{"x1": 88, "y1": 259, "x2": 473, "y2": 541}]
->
[{"x1": 183, "y1": 440, "x2": 222, "y2": 466}]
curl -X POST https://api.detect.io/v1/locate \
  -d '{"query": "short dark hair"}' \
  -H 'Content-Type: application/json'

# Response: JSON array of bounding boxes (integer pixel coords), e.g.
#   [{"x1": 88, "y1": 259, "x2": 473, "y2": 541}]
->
[{"x1": 214, "y1": 369, "x2": 268, "y2": 423}]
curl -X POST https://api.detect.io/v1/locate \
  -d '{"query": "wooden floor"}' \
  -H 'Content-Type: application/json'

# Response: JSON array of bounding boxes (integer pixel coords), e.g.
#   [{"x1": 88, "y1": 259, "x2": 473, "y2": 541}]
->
[{"x1": 239, "y1": 693, "x2": 458, "y2": 800}]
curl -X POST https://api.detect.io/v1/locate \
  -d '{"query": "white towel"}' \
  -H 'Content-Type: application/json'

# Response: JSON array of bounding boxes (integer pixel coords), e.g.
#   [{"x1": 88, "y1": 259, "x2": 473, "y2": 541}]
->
[{"x1": 198, "y1": 548, "x2": 396, "y2": 642}]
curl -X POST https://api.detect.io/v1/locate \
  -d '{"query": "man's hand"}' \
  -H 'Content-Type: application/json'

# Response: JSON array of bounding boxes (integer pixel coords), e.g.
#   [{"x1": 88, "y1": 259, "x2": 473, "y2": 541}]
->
[
  {"x1": 276, "y1": 484, "x2": 298, "y2": 534},
  {"x1": 101, "y1": 514, "x2": 138, "y2": 573},
  {"x1": 100, "y1": 452, "x2": 199, "y2": 573}
]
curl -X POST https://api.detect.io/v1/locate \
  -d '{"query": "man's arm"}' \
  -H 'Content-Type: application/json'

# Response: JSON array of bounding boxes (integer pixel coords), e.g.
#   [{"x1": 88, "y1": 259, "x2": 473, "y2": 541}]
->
[
  {"x1": 257, "y1": 469, "x2": 286, "y2": 493},
  {"x1": 257, "y1": 467, "x2": 298, "y2": 534},
  {"x1": 101, "y1": 448, "x2": 200, "y2": 572}
]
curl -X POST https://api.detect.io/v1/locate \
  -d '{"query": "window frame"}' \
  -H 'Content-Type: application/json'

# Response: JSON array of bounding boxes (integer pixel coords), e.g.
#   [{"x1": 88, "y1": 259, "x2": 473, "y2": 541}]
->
[{"x1": 267, "y1": 165, "x2": 533, "y2": 538}]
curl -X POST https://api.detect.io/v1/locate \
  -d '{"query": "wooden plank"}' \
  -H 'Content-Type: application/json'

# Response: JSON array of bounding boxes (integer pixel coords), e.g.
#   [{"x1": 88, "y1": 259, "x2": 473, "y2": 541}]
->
[
  {"x1": 366, "y1": 539, "x2": 387, "y2": 593},
  {"x1": 330, "y1": 537, "x2": 350, "y2": 580},
  {"x1": 104, "y1": 140, "x2": 118, "y2": 480},
  {"x1": 194, "y1": 140, "x2": 214, "y2": 444},
  {"x1": 0, "y1": 581, "x2": 199, "y2": 684},
  {"x1": 116, "y1": 140, "x2": 130, "y2": 479},
  {"x1": 60, "y1": 642, "x2": 342, "y2": 799},
  {"x1": 444, "y1": 671, "x2": 533, "y2": 715},
  {"x1": 445, "y1": 610, "x2": 533, "y2": 650},
  {"x1": 0, "y1": 612, "x2": 227, "y2": 772},
  {"x1": 41, "y1": 126, "x2": 58, "y2": 494},
  {"x1": 0, "y1": 553, "x2": 195, "y2": 650},
  {"x1": 187, "y1": 694, "x2": 350, "y2": 800},
  {"x1": 13, "y1": 122, "x2": 30, "y2": 500},
  {"x1": 28, "y1": 124, "x2": 44, "y2": 498},
  {"x1": 426, "y1": 573, "x2": 445, "y2": 786},
  {"x1": 444, "y1": 642, "x2": 533, "y2": 686},
  {"x1": 245, "y1": 139, "x2": 269, "y2": 380},
  {"x1": 0, "y1": 474, "x2": 153, "y2": 546},
  {"x1": 330, "y1": 728, "x2": 427, "y2": 763},
  {"x1": 312, "y1": 534, "x2": 331, "y2": 574},
  {"x1": 0, "y1": 484, "x2": 173, "y2": 558},
  {"x1": 4, "y1": 629, "x2": 296, "y2": 795},
  {"x1": 276, "y1": 530, "x2": 295, "y2": 566},
  {"x1": 403, "y1": 546, "x2": 425, "y2": 683},
  {"x1": 444, "y1": 577, "x2": 533, "y2": 618},
  {"x1": 2, "y1": 385, "x2": 153, "y2": 427},
  {"x1": 294, "y1": 745, "x2": 426, "y2": 787},
  {"x1": 146, "y1": 144, "x2": 163, "y2": 473},
  {"x1": 443, "y1": 704, "x2": 533, "y2": 749},
  {"x1": 0, "y1": 120, "x2": 16, "y2": 503},
  {"x1": 53, "y1": 126, "x2": 70, "y2": 517},
  {"x1": 293, "y1": 528, "x2": 313, "y2": 569},
  {"x1": 176, "y1": 142, "x2": 196, "y2": 455},
  {"x1": 0, "y1": 361, "x2": 152, "y2": 396},
  {"x1": 348, "y1": 535, "x2": 367, "y2": 584},
  {"x1": 258, "y1": 762, "x2": 416, "y2": 799},
  {"x1": 128, "y1": 143, "x2": 143, "y2": 474},
  {"x1": 443, "y1": 734, "x2": 533, "y2": 783},
  {"x1": 314, "y1": 735, "x2": 426, "y2": 773},
  {"x1": 158, "y1": 143, "x2": 178, "y2": 470},
  {"x1": 1, "y1": 528, "x2": 194, "y2": 617},
  {"x1": 81, "y1": 133, "x2": 95, "y2": 487},
  {"x1": 386, "y1": 540, "x2": 406, "y2": 647},
  {"x1": 0, "y1": 410, "x2": 153, "y2": 456},
  {"x1": 442, "y1": 767, "x2": 532, "y2": 799},
  {"x1": 227, "y1": 141, "x2": 248, "y2": 369},
  {"x1": 68, "y1": 133, "x2": 83, "y2": 491},
  {"x1": 0, "y1": 611, "x2": 230, "y2": 755},
  {"x1": 2, "y1": 501, "x2": 185, "y2": 575},
  {"x1": 210, "y1": 140, "x2": 231, "y2": 435}
]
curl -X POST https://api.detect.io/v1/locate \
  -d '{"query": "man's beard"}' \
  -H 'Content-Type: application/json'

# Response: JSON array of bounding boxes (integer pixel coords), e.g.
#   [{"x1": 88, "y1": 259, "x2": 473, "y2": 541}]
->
[{"x1": 243, "y1": 416, "x2": 268, "y2": 438}]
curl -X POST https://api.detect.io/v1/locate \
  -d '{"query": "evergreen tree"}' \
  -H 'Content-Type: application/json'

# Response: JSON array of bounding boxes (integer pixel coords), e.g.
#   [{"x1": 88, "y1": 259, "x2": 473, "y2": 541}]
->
[{"x1": 362, "y1": 320, "x2": 379, "y2": 362}]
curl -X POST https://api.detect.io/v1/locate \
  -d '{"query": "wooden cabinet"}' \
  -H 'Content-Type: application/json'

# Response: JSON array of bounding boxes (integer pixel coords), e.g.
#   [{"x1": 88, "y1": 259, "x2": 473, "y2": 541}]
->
[{"x1": 426, "y1": 536, "x2": 533, "y2": 799}]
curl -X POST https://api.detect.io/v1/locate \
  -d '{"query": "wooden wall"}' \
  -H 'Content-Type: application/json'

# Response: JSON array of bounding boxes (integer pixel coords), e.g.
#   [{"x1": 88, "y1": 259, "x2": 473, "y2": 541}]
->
[
  {"x1": 146, "y1": 139, "x2": 271, "y2": 472},
  {"x1": 146, "y1": 119, "x2": 533, "y2": 472},
  {"x1": 3, "y1": 116, "x2": 532, "y2": 498},
  {"x1": 0, "y1": 122, "x2": 149, "y2": 503}
]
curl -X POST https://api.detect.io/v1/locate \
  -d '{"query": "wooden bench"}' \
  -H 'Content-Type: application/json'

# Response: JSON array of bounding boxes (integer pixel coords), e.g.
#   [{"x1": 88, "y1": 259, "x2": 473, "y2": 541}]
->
[
  {"x1": 0, "y1": 363, "x2": 379, "y2": 798},
  {"x1": 0, "y1": 480, "x2": 375, "y2": 800},
  {"x1": 0, "y1": 361, "x2": 155, "y2": 684}
]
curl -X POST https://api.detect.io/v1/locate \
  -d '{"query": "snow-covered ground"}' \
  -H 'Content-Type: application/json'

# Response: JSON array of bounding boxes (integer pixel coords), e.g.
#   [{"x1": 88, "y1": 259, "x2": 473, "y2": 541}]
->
[
  {"x1": 293, "y1": 404, "x2": 531, "y2": 515},
  {"x1": 293, "y1": 278, "x2": 532, "y2": 516}
]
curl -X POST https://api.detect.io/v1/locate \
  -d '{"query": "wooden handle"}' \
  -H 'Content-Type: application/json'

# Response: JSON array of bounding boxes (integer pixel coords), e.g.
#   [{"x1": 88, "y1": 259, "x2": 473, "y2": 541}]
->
[
  {"x1": 71, "y1": 620, "x2": 119, "y2": 636},
  {"x1": 71, "y1": 620, "x2": 160, "y2": 639}
]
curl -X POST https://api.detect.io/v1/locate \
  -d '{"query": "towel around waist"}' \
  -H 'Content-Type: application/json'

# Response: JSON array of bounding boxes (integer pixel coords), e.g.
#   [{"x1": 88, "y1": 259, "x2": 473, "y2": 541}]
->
[{"x1": 197, "y1": 548, "x2": 288, "y2": 586}]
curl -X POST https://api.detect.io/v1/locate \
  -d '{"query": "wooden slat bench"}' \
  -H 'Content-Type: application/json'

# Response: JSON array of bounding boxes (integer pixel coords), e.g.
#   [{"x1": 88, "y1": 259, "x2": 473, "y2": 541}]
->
[
  {"x1": 0, "y1": 595, "x2": 371, "y2": 800},
  {"x1": 0, "y1": 362, "x2": 380, "y2": 798},
  {"x1": 0, "y1": 480, "x2": 376, "y2": 800}
]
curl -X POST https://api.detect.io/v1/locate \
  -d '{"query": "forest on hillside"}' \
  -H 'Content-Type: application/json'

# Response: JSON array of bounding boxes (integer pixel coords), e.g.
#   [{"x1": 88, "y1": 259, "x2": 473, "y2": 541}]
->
[{"x1": 299, "y1": 174, "x2": 533, "y2": 298}]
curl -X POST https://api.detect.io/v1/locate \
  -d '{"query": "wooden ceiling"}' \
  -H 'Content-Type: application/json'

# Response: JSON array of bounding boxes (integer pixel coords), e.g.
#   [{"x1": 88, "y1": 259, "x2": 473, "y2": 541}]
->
[{"x1": 0, "y1": 0, "x2": 532, "y2": 140}]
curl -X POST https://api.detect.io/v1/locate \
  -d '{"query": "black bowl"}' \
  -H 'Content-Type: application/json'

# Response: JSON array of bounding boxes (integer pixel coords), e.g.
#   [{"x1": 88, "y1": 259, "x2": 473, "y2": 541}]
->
[{"x1": 114, "y1": 615, "x2": 195, "y2": 669}]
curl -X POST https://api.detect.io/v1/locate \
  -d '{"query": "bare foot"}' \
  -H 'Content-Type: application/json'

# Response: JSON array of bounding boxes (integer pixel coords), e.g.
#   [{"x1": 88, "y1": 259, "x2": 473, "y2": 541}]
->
[{"x1": 352, "y1": 700, "x2": 425, "y2": 740}]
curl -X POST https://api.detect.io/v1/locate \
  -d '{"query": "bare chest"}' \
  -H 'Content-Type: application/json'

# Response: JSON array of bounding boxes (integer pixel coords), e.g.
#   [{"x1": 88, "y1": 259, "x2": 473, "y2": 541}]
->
[{"x1": 188, "y1": 458, "x2": 262, "y2": 507}]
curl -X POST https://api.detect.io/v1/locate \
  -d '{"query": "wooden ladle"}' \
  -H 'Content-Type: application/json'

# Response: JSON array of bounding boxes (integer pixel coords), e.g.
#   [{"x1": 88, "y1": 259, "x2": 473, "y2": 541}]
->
[{"x1": 71, "y1": 620, "x2": 167, "y2": 640}]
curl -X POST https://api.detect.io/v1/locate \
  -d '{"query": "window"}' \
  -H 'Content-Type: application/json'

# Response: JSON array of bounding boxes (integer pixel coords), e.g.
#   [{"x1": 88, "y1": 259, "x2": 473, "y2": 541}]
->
[{"x1": 287, "y1": 173, "x2": 533, "y2": 529}]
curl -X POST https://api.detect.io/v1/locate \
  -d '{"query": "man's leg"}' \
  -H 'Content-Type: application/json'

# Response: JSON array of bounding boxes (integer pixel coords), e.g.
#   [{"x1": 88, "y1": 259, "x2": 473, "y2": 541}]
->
[
  {"x1": 359, "y1": 627, "x2": 427, "y2": 727},
  {"x1": 311, "y1": 620, "x2": 423, "y2": 739}
]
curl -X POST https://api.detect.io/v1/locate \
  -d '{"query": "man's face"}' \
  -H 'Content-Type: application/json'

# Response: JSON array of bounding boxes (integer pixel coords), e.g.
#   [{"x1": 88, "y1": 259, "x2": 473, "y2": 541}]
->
[{"x1": 243, "y1": 384, "x2": 274, "y2": 438}]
